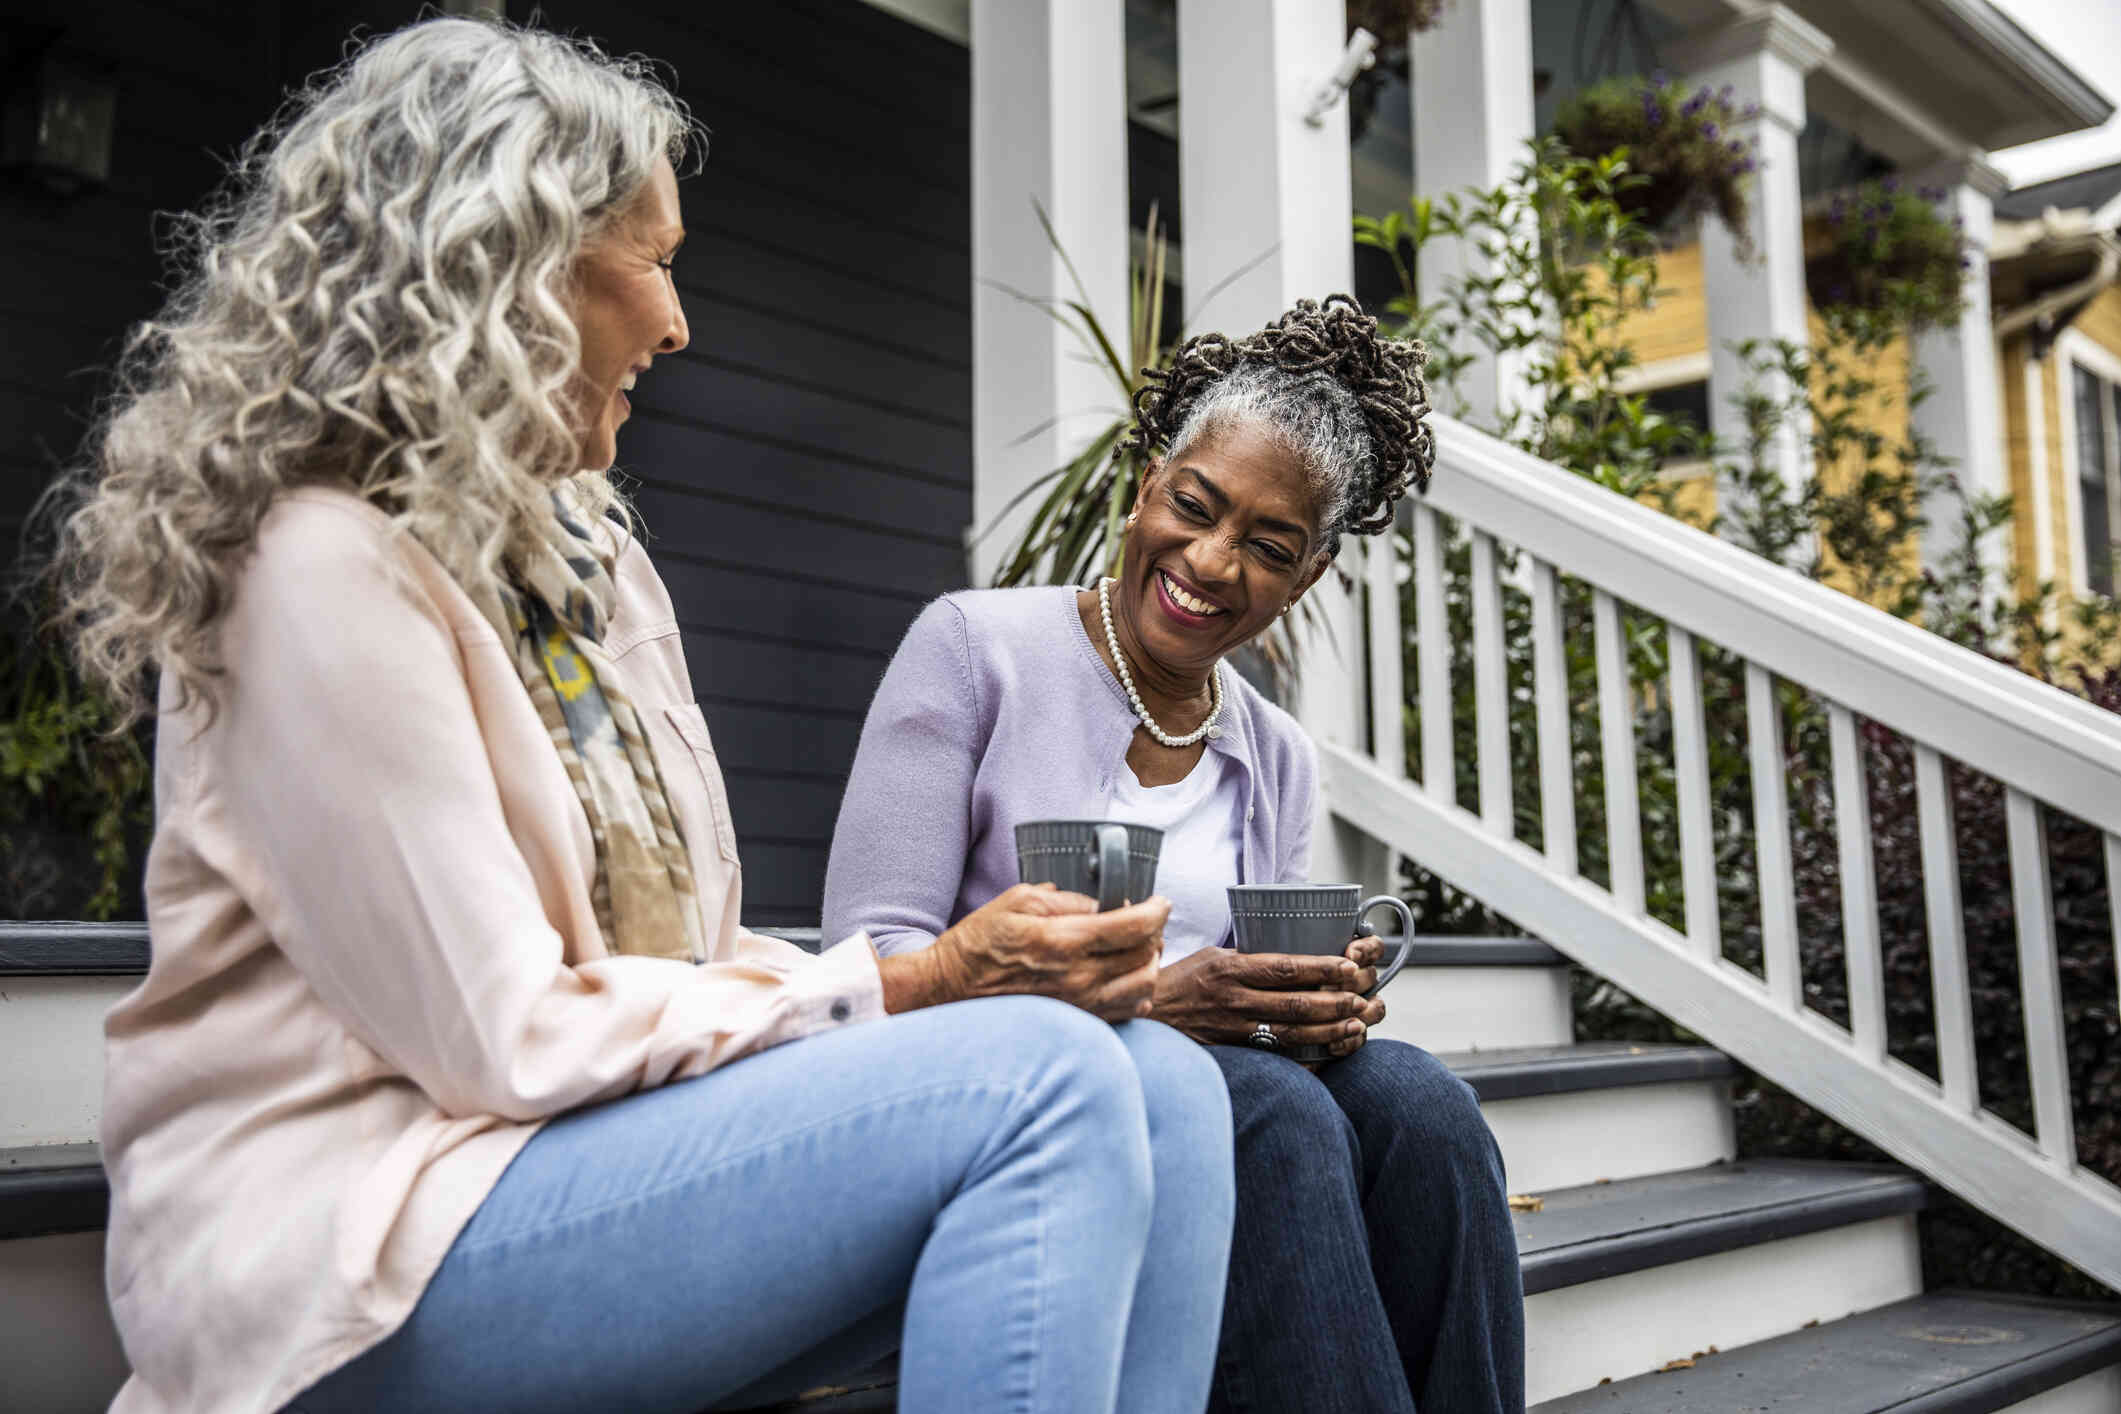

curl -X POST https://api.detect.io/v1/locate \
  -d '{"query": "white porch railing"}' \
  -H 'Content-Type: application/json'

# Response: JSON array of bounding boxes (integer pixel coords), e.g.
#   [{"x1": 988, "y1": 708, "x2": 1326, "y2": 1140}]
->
[{"x1": 1327, "y1": 412, "x2": 2121, "y2": 1290}]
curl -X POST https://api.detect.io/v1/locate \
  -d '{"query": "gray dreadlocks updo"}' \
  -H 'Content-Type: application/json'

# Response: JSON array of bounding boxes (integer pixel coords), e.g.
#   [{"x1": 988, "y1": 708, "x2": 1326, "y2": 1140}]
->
[{"x1": 1124, "y1": 295, "x2": 1433, "y2": 560}]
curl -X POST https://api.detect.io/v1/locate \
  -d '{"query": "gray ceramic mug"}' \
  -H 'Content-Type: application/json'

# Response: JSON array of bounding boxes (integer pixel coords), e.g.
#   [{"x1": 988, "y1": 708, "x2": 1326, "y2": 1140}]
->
[
  {"x1": 1014, "y1": 820, "x2": 1164, "y2": 912},
  {"x1": 1226, "y1": 884, "x2": 1416, "y2": 1061}
]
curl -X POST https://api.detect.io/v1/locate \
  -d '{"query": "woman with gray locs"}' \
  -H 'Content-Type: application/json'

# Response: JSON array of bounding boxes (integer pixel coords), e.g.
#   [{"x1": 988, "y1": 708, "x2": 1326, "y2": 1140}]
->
[
  {"x1": 47, "y1": 17, "x2": 1237, "y2": 1414},
  {"x1": 825, "y1": 296, "x2": 1525, "y2": 1414}
]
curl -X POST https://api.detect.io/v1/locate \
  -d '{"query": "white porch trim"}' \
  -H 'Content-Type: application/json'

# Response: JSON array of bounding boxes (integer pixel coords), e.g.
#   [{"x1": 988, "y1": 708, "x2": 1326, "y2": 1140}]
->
[
  {"x1": 1911, "y1": 159, "x2": 2009, "y2": 582},
  {"x1": 967, "y1": 0, "x2": 1129, "y2": 587},
  {"x1": 1407, "y1": 0, "x2": 1535, "y2": 425},
  {"x1": 1671, "y1": 6, "x2": 1834, "y2": 501}
]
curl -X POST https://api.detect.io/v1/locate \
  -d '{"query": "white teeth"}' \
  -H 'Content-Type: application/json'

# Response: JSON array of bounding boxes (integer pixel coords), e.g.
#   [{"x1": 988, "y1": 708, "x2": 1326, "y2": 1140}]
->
[
  {"x1": 1161, "y1": 570, "x2": 1223, "y2": 616},
  {"x1": 620, "y1": 372, "x2": 638, "y2": 391}
]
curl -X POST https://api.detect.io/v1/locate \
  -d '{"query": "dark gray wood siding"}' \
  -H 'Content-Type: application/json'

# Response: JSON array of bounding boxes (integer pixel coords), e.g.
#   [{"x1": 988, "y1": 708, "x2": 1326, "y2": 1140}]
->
[{"x1": 2, "y1": 1, "x2": 973, "y2": 926}]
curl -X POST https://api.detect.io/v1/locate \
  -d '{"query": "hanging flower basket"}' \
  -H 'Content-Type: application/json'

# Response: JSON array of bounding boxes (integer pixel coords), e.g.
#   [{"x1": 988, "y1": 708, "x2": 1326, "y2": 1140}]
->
[
  {"x1": 1550, "y1": 76, "x2": 1757, "y2": 250},
  {"x1": 1346, "y1": 0, "x2": 1450, "y2": 45},
  {"x1": 1806, "y1": 179, "x2": 1966, "y2": 331}
]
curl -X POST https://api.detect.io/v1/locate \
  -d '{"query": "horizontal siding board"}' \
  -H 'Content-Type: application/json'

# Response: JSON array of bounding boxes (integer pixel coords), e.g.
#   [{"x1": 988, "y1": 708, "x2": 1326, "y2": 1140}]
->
[
  {"x1": 678, "y1": 231, "x2": 969, "y2": 366},
  {"x1": 721, "y1": 773, "x2": 848, "y2": 843},
  {"x1": 632, "y1": 491, "x2": 962, "y2": 598},
  {"x1": 652, "y1": 561, "x2": 933, "y2": 656},
  {"x1": 680, "y1": 628, "x2": 892, "y2": 717},
  {"x1": 633, "y1": 357, "x2": 970, "y2": 482},
  {"x1": 691, "y1": 123, "x2": 967, "y2": 251},
  {"x1": 680, "y1": 178, "x2": 966, "y2": 312},
  {"x1": 610, "y1": 3, "x2": 969, "y2": 189},
  {"x1": 622, "y1": 429, "x2": 963, "y2": 539},
  {"x1": 699, "y1": 703, "x2": 865, "y2": 777},
  {"x1": 718, "y1": 0, "x2": 968, "y2": 125},
  {"x1": 671, "y1": 293, "x2": 968, "y2": 424}
]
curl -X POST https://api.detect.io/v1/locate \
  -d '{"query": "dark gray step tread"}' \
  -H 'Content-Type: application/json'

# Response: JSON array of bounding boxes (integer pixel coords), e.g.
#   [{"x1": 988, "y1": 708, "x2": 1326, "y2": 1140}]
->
[
  {"x1": 1438, "y1": 1041, "x2": 1736, "y2": 1101},
  {"x1": 0, "y1": 923, "x2": 1568, "y2": 975},
  {"x1": 1531, "y1": 1289, "x2": 2121, "y2": 1413},
  {"x1": 0, "y1": 922, "x2": 150, "y2": 976},
  {"x1": 0, "y1": 1146, "x2": 108, "y2": 1241},
  {"x1": 1516, "y1": 1159, "x2": 1929, "y2": 1296}
]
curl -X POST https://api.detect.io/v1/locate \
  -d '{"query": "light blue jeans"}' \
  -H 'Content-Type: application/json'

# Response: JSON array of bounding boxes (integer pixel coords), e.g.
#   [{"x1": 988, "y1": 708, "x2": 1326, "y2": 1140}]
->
[{"x1": 288, "y1": 996, "x2": 1235, "y2": 1414}]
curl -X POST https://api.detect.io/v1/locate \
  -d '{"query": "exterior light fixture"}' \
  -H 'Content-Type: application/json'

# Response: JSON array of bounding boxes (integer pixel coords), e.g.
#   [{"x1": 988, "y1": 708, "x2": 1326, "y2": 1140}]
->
[{"x1": 2, "y1": 49, "x2": 118, "y2": 194}]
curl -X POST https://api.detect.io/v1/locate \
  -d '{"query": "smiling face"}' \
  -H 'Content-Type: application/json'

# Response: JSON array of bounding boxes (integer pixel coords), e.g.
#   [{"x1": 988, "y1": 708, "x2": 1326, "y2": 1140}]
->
[
  {"x1": 1116, "y1": 416, "x2": 1334, "y2": 678},
  {"x1": 565, "y1": 154, "x2": 689, "y2": 470}
]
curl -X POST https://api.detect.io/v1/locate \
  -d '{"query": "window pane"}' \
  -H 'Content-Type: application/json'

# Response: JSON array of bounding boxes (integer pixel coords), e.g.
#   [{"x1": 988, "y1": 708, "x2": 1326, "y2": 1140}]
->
[{"x1": 2076, "y1": 364, "x2": 2112, "y2": 597}]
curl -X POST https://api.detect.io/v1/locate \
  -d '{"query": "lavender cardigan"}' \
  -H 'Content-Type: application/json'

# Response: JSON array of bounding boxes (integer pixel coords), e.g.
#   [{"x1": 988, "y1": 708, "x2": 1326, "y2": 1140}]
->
[{"x1": 823, "y1": 585, "x2": 1318, "y2": 956}]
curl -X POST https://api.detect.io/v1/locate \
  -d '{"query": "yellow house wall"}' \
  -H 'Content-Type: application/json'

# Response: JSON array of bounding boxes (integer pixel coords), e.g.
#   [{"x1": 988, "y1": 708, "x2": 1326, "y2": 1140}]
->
[
  {"x1": 1604, "y1": 236, "x2": 1928, "y2": 606},
  {"x1": 2043, "y1": 341, "x2": 2071, "y2": 596},
  {"x1": 1613, "y1": 240, "x2": 1709, "y2": 368}
]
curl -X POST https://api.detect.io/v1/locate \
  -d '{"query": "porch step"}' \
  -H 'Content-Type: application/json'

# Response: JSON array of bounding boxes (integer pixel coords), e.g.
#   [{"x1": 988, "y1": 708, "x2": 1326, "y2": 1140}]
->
[
  {"x1": 1371, "y1": 935, "x2": 1574, "y2": 1052},
  {"x1": 1443, "y1": 1042, "x2": 1737, "y2": 1193},
  {"x1": 1531, "y1": 1290, "x2": 2121, "y2": 1414},
  {"x1": 1519, "y1": 1159, "x2": 1928, "y2": 1404}
]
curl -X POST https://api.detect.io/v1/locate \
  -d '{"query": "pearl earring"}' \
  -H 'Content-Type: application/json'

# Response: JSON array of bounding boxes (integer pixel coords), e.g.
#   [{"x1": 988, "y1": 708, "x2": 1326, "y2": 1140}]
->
[
  {"x1": 1125, "y1": 512, "x2": 1139, "y2": 526},
  {"x1": 1279, "y1": 603, "x2": 1293, "y2": 617}
]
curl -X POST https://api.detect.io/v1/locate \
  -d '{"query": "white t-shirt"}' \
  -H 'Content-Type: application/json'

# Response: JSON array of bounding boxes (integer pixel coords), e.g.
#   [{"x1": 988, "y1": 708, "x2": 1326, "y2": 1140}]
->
[{"x1": 1109, "y1": 749, "x2": 1246, "y2": 963}]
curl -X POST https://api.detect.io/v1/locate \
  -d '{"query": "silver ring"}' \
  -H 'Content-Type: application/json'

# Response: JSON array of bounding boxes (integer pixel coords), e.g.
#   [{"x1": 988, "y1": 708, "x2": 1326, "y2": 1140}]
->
[{"x1": 1247, "y1": 1022, "x2": 1281, "y2": 1052}]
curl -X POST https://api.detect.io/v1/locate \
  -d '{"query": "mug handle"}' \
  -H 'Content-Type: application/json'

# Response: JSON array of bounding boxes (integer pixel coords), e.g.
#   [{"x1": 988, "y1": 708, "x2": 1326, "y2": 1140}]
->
[
  {"x1": 1092, "y1": 823, "x2": 1131, "y2": 912},
  {"x1": 1356, "y1": 896, "x2": 1415, "y2": 996}
]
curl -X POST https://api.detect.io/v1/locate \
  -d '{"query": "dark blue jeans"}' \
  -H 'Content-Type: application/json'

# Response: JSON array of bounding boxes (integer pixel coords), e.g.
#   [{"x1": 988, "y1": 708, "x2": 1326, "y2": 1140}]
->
[{"x1": 1206, "y1": 1039, "x2": 1525, "y2": 1414}]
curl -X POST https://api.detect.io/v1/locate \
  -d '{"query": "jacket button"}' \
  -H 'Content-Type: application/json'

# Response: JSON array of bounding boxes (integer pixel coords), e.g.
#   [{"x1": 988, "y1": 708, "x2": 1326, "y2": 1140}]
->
[{"x1": 829, "y1": 999, "x2": 851, "y2": 1022}]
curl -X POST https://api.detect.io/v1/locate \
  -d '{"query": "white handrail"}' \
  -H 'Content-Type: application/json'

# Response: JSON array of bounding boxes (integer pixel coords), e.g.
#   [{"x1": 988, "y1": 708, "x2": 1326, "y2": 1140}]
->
[
  {"x1": 1329, "y1": 411, "x2": 2121, "y2": 1292},
  {"x1": 1416, "y1": 415, "x2": 2121, "y2": 836}
]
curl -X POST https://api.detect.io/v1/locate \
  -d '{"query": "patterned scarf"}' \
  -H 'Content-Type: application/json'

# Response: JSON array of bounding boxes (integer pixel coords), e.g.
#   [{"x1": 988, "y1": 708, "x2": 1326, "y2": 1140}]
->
[{"x1": 471, "y1": 493, "x2": 706, "y2": 963}]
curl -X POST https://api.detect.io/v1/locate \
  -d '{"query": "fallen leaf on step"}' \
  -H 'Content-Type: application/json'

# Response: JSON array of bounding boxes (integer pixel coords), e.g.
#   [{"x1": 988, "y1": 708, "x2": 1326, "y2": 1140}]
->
[
  {"x1": 1658, "y1": 1358, "x2": 1696, "y2": 1373},
  {"x1": 1507, "y1": 1193, "x2": 1544, "y2": 1212}
]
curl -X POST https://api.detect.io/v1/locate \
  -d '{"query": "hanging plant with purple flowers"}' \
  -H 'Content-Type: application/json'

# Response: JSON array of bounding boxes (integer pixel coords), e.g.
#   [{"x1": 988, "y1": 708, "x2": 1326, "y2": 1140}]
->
[
  {"x1": 1550, "y1": 75, "x2": 1758, "y2": 251},
  {"x1": 1345, "y1": 0, "x2": 1451, "y2": 46},
  {"x1": 1806, "y1": 178, "x2": 1966, "y2": 335}
]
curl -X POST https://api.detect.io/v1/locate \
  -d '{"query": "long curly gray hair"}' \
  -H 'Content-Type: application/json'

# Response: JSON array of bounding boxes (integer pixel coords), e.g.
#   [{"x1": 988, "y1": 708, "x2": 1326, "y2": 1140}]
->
[{"x1": 45, "y1": 17, "x2": 699, "y2": 723}]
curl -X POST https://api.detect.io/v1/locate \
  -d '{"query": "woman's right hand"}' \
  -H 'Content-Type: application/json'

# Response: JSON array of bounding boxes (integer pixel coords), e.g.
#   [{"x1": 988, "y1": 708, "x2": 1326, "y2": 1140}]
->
[
  {"x1": 886, "y1": 884, "x2": 1170, "y2": 1022},
  {"x1": 1150, "y1": 947, "x2": 1375, "y2": 1058}
]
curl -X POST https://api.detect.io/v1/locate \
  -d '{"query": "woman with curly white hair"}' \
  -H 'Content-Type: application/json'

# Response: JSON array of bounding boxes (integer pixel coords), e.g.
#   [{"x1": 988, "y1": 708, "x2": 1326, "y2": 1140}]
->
[{"x1": 49, "y1": 18, "x2": 1234, "y2": 1414}]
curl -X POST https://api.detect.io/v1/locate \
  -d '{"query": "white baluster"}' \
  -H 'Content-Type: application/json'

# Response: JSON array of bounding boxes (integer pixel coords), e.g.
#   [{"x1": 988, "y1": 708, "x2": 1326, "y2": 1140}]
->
[
  {"x1": 1917, "y1": 745, "x2": 1977, "y2": 1113},
  {"x1": 1594, "y1": 589, "x2": 1644, "y2": 914},
  {"x1": 1470, "y1": 530, "x2": 1511, "y2": 837},
  {"x1": 1829, "y1": 704, "x2": 1886, "y2": 1062},
  {"x1": 1669, "y1": 626, "x2": 1719, "y2": 960},
  {"x1": 1531, "y1": 558, "x2": 1576, "y2": 874},
  {"x1": 2109, "y1": 833, "x2": 2121, "y2": 1041},
  {"x1": 2006, "y1": 789, "x2": 2076, "y2": 1169},
  {"x1": 1413, "y1": 502, "x2": 1453, "y2": 803},
  {"x1": 1746, "y1": 664, "x2": 1800, "y2": 1012},
  {"x1": 1366, "y1": 524, "x2": 1406, "y2": 779}
]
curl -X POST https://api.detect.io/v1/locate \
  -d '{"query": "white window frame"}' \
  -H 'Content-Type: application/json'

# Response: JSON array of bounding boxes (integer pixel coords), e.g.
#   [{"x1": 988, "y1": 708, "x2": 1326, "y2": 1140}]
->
[
  {"x1": 1616, "y1": 353, "x2": 1715, "y2": 482},
  {"x1": 2055, "y1": 329, "x2": 2121, "y2": 600}
]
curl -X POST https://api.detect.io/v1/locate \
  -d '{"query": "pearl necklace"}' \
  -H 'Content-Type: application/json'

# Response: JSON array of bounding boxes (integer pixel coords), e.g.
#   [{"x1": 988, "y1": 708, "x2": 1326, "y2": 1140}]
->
[{"x1": 1098, "y1": 576, "x2": 1224, "y2": 747}]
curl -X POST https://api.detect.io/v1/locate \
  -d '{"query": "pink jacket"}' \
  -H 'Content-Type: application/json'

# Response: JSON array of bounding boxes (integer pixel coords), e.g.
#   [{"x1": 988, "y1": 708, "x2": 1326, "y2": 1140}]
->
[{"x1": 102, "y1": 488, "x2": 884, "y2": 1413}]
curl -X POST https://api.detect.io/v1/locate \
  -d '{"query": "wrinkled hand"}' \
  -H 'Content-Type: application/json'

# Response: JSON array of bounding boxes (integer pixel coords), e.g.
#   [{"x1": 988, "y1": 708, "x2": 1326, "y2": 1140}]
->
[
  {"x1": 927, "y1": 883, "x2": 1169, "y2": 1023},
  {"x1": 1152, "y1": 940, "x2": 1385, "y2": 1060}
]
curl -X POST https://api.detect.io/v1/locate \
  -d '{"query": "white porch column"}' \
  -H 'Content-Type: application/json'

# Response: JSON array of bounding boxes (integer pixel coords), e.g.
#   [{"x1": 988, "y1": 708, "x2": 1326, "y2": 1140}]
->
[
  {"x1": 968, "y1": 0, "x2": 1128, "y2": 587},
  {"x1": 1178, "y1": 0, "x2": 1385, "y2": 891},
  {"x1": 1673, "y1": 7, "x2": 1833, "y2": 498},
  {"x1": 1910, "y1": 160, "x2": 2008, "y2": 581},
  {"x1": 1408, "y1": 0, "x2": 1535, "y2": 426}
]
